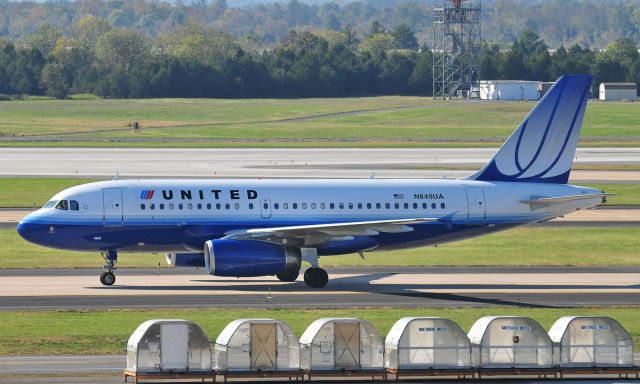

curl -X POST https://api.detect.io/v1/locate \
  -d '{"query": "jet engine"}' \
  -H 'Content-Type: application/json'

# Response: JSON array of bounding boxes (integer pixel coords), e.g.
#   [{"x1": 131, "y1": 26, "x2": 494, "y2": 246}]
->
[
  {"x1": 165, "y1": 252, "x2": 206, "y2": 268},
  {"x1": 204, "y1": 239, "x2": 301, "y2": 277}
]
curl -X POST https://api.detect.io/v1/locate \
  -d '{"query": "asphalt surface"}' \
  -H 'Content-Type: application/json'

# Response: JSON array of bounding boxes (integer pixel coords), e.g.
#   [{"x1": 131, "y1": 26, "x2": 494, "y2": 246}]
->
[
  {"x1": 2, "y1": 147, "x2": 640, "y2": 179},
  {"x1": 2, "y1": 267, "x2": 640, "y2": 310}
]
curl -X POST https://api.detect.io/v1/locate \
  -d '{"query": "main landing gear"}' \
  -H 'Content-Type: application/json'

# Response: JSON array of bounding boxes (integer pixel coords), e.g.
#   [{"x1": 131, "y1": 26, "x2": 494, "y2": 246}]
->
[
  {"x1": 100, "y1": 250, "x2": 118, "y2": 286},
  {"x1": 301, "y1": 248, "x2": 328, "y2": 288}
]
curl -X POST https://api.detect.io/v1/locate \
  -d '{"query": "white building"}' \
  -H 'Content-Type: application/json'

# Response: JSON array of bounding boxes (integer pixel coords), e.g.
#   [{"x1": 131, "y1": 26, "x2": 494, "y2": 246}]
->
[
  {"x1": 480, "y1": 80, "x2": 540, "y2": 101},
  {"x1": 599, "y1": 83, "x2": 637, "y2": 101}
]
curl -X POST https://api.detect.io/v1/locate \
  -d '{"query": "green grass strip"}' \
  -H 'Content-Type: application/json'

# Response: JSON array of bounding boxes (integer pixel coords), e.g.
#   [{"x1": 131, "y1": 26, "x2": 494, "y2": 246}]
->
[{"x1": 1, "y1": 307, "x2": 639, "y2": 355}]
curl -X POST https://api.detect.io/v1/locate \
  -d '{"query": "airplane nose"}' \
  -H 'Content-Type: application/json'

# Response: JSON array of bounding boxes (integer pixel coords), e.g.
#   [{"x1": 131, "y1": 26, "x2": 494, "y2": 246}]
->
[{"x1": 17, "y1": 213, "x2": 39, "y2": 243}]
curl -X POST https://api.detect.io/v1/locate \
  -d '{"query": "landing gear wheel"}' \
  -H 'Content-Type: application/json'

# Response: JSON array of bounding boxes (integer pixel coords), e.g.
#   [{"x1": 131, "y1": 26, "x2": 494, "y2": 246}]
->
[
  {"x1": 100, "y1": 271, "x2": 116, "y2": 286},
  {"x1": 304, "y1": 268, "x2": 328, "y2": 288},
  {"x1": 276, "y1": 269, "x2": 300, "y2": 282}
]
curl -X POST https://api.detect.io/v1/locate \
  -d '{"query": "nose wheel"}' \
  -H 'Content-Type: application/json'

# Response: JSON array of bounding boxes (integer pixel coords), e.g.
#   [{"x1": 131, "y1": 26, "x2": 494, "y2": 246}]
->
[
  {"x1": 100, "y1": 250, "x2": 118, "y2": 286},
  {"x1": 100, "y1": 271, "x2": 116, "y2": 286}
]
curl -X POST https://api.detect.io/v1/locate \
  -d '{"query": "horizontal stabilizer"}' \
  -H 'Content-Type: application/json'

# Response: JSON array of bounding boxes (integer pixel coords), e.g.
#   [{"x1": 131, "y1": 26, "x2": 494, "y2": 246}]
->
[{"x1": 521, "y1": 193, "x2": 612, "y2": 210}]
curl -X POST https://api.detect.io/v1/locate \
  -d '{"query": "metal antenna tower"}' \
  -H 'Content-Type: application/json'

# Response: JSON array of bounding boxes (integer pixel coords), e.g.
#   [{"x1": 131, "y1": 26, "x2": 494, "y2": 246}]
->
[{"x1": 432, "y1": 0, "x2": 482, "y2": 99}]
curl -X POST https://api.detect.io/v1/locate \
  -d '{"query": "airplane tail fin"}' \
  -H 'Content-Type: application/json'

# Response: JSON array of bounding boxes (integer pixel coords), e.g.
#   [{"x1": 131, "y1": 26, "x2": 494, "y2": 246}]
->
[{"x1": 468, "y1": 75, "x2": 592, "y2": 184}]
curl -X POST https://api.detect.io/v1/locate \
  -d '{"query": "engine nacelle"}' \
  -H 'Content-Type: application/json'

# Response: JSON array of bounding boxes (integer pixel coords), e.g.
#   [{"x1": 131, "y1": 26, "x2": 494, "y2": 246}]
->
[
  {"x1": 204, "y1": 239, "x2": 301, "y2": 277},
  {"x1": 165, "y1": 252, "x2": 206, "y2": 268}
]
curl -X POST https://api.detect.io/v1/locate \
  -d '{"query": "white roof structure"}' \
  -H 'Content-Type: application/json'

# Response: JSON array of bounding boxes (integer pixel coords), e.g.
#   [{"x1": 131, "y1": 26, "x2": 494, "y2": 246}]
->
[
  {"x1": 385, "y1": 317, "x2": 472, "y2": 370},
  {"x1": 548, "y1": 316, "x2": 634, "y2": 367},
  {"x1": 126, "y1": 319, "x2": 211, "y2": 373},
  {"x1": 300, "y1": 318, "x2": 384, "y2": 371},
  {"x1": 468, "y1": 316, "x2": 553, "y2": 368},
  {"x1": 214, "y1": 319, "x2": 299, "y2": 372}
]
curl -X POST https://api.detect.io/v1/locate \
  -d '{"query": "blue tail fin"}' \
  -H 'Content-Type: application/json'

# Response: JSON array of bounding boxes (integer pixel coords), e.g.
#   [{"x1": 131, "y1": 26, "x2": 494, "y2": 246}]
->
[{"x1": 469, "y1": 75, "x2": 592, "y2": 184}]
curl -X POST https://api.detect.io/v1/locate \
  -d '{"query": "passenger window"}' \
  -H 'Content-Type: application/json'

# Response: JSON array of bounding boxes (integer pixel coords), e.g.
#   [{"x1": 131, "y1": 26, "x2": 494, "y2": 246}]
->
[
  {"x1": 367, "y1": 203, "x2": 372, "y2": 209},
  {"x1": 179, "y1": 203, "x2": 184, "y2": 209},
  {"x1": 263, "y1": 203, "x2": 268, "y2": 209},
  {"x1": 169, "y1": 203, "x2": 175, "y2": 210},
  {"x1": 197, "y1": 203, "x2": 202, "y2": 209},
  {"x1": 140, "y1": 204, "x2": 145, "y2": 210},
  {"x1": 292, "y1": 203, "x2": 298, "y2": 209},
  {"x1": 432, "y1": 203, "x2": 436, "y2": 209},
  {"x1": 330, "y1": 203, "x2": 335, "y2": 209},
  {"x1": 394, "y1": 203, "x2": 400, "y2": 209},
  {"x1": 413, "y1": 203, "x2": 418, "y2": 209},
  {"x1": 283, "y1": 203, "x2": 289, "y2": 209},
  {"x1": 207, "y1": 203, "x2": 212, "y2": 209},
  {"x1": 311, "y1": 203, "x2": 316, "y2": 209},
  {"x1": 302, "y1": 203, "x2": 307, "y2": 209},
  {"x1": 357, "y1": 203, "x2": 362, "y2": 209},
  {"x1": 441, "y1": 203, "x2": 446, "y2": 209},
  {"x1": 70, "y1": 200, "x2": 79, "y2": 211},
  {"x1": 150, "y1": 203, "x2": 155, "y2": 210},
  {"x1": 422, "y1": 202, "x2": 427, "y2": 209},
  {"x1": 188, "y1": 203, "x2": 193, "y2": 209},
  {"x1": 404, "y1": 203, "x2": 409, "y2": 209},
  {"x1": 339, "y1": 203, "x2": 344, "y2": 209},
  {"x1": 216, "y1": 203, "x2": 221, "y2": 209},
  {"x1": 348, "y1": 203, "x2": 353, "y2": 209},
  {"x1": 160, "y1": 203, "x2": 165, "y2": 210},
  {"x1": 385, "y1": 203, "x2": 390, "y2": 209},
  {"x1": 376, "y1": 203, "x2": 381, "y2": 209},
  {"x1": 225, "y1": 203, "x2": 230, "y2": 209},
  {"x1": 320, "y1": 203, "x2": 325, "y2": 209},
  {"x1": 55, "y1": 200, "x2": 68, "y2": 210},
  {"x1": 274, "y1": 203, "x2": 279, "y2": 209},
  {"x1": 234, "y1": 203, "x2": 240, "y2": 209},
  {"x1": 249, "y1": 203, "x2": 254, "y2": 209}
]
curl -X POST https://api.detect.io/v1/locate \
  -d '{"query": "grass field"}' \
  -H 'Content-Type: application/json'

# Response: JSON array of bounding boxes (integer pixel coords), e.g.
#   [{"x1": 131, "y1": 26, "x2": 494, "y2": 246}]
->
[
  {"x1": 1, "y1": 98, "x2": 639, "y2": 146},
  {"x1": 2, "y1": 227, "x2": 639, "y2": 268},
  {"x1": 1, "y1": 307, "x2": 638, "y2": 355},
  {"x1": 1, "y1": 178, "x2": 638, "y2": 208}
]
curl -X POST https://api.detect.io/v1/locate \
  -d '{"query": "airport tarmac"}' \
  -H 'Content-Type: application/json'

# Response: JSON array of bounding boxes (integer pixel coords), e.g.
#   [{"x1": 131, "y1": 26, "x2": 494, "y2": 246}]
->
[
  {"x1": 2, "y1": 147, "x2": 640, "y2": 179},
  {"x1": 1, "y1": 267, "x2": 639, "y2": 310}
]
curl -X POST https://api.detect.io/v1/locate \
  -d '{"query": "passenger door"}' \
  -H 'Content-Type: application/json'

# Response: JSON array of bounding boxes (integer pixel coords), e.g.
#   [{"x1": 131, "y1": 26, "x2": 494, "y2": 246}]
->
[
  {"x1": 466, "y1": 187, "x2": 486, "y2": 225},
  {"x1": 102, "y1": 188, "x2": 123, "y2": 226}
]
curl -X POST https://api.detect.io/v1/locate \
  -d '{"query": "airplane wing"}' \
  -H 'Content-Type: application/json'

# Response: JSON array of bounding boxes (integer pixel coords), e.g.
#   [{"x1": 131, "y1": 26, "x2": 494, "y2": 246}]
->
[
  {"x1": 224, "y1": 218, "x2": 439, "y2": 246},
  {"x1": 522, "y1": 193, "x2": 612, "y2": 209}
]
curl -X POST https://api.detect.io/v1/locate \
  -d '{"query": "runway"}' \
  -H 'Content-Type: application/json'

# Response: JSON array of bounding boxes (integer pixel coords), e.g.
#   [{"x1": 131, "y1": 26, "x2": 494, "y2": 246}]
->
[
  {"x1": 2, "y1": 147, "x2": 640, "y2": 179},
  {"x1": 2, "y1": 267, "x2": 640, "y2": 310}
]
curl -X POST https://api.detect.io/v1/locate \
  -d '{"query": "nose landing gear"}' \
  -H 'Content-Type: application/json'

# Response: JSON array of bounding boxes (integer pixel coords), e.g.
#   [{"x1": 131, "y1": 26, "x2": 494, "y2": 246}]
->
[{"x1": 100, "y1": 250, "x2": 118, "y2": 286}]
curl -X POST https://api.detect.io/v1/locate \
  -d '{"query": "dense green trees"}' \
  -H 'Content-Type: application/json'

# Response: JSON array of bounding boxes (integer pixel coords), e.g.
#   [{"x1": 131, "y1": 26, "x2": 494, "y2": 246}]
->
[{"x1": 0, "y1": 21, "x2": 638, "y2": 99}]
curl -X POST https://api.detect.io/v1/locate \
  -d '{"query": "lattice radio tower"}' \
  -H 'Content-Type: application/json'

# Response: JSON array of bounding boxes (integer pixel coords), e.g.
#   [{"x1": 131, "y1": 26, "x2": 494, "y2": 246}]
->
[{"x1": 433, "y1": 0, "x2": 482, "y2": 99}]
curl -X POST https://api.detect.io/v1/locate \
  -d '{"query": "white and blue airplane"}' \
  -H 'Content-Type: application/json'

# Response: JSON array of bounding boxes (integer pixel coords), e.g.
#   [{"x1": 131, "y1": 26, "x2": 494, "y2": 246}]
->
[{"x1": 18, "y1": 75, "x2": 608, "y2": 288}]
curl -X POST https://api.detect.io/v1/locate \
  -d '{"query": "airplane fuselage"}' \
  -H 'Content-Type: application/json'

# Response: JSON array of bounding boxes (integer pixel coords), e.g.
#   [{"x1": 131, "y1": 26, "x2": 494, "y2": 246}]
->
[{"x1": 18, "y1": 178, "x2": 602, "y2": 255}]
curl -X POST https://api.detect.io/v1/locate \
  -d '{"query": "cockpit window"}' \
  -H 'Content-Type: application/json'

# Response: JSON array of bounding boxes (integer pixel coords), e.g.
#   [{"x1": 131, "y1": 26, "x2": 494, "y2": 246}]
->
[
  {"x1": 43, "y1": 200, "x2": 58, "y2": 209},
  {"x1": 70, "y1": 200, "x2": 79, "y2": 211},
  {"x1": 55, "y1": 200, "x2": 69, "y2": 210}
]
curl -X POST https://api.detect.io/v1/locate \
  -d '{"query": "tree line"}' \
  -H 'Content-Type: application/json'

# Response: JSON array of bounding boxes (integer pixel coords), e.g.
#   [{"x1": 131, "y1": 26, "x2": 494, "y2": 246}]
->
[
  {"x1": 2, "y1": 0, "x2": 640, "y2": 50},
  {"x1": 0, "y1": 19, "x2": 638, "y2": 99}
]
